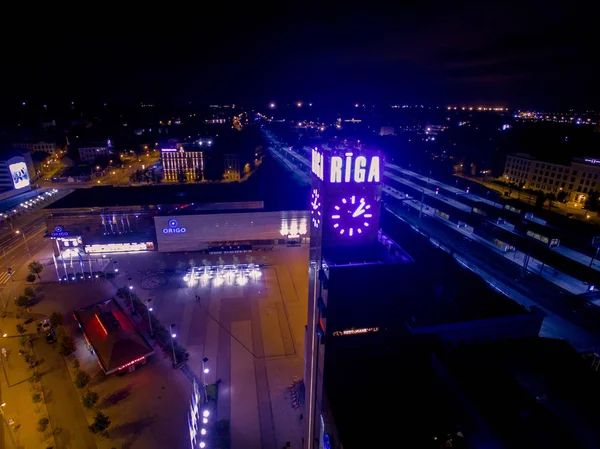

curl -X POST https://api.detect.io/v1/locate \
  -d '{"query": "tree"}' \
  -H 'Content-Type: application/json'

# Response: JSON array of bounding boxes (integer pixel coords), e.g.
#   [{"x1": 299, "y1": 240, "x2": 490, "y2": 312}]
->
[
  {"x1": 217, "y1": 257, "x2": 225, "y2": 267},
  {"x1": 74, "y1": 370, "x2": 90, "y2": 388},
  {"x1": 28, "y1": 261, "x2": 44, "y2": 280},
  {"x1": 32, "y1": 392, "x2": 42, "y2": 411},
  {"x1": 177, "y1": 168, "x2": 187, "y2": 183},
  {"x1": 54, "y1": 326, "x2": 67, "y2": 339},
  {"x1": 82, "y1": 390, "x2": 99, "y2": 409},
  {"x1": 546, "y1": 193, "x2": 557, "y2": 210},
  {"x1": 26, "y1": 273, "x2": 36, "y2": 283},
  {"x1": 16, "y1": 324, "x2": 26, "y2": 335},
  {"x1": 37, "y1": 417, "x2": 49, "y2": 433},
  {"x1": 189, "y1": 259, "x2": 196, "y2": 269},
  {"x1": 557, "y1": 190, "x2": 568, "y2": 203},
  {"x1": 176, "y1": 260, "x2": 187, "y2": 272},
  {"x1": 194, "y1": 167, "x2": 203, "y2": 182},
  {"x1": 49, "y1": 311, "x2": 64, "y2": 328},
  {"x1": 232, "y1": 255, "x2": 240, "y2": 266},
  {"x1": 58, "y1": 334, "x2": 76, "y2": 357},
  {"x1": 535, "y1": 191, "x2": 546, "y2": 208},
  {"x1": 245, "y1": 255, "x2": 255, "y2": 265},
  {"x1": 24, "y1": 286, "x2": 35, "y2": 298},
  {"x1": 15, "y1": 295, "x2": 30, "y2": 310},
  {"x1": 89, "y1": 412, "x2": 111, "y2": 434},
  {"x1": 72, "y1": 358, "x2": 80, "y2": 371},
  {"x1": 585, "y1": 190, "x2": 600, "y2": 211}
]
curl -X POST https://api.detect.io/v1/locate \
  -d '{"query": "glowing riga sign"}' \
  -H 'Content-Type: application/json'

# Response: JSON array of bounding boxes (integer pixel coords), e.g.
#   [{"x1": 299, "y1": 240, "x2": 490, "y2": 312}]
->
[
  {"x1": 332, "y1": 327, "x2": 379, "y2": 336},
  {"x1": 162, "y1": 219, "x2": 187, "y2": 234},
  {"x1": 312, "y1": 148, "x2": 381, "y2": 184}
]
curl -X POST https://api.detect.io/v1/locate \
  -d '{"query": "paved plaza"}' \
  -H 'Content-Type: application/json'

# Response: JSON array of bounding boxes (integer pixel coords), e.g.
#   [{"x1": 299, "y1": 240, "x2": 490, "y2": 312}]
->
[
  {"x1": 113, "y1": 246, "x2": 310, "y2": 449},
  {"x1": 2, "y1": 244, "x2": 310, "y2": 449}
]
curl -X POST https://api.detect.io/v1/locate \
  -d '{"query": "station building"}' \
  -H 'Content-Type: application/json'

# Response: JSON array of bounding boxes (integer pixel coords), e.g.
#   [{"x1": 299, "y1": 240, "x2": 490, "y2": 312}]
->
[{"x1": 43, "y1": 160, "x2": 309, "y2": 255}]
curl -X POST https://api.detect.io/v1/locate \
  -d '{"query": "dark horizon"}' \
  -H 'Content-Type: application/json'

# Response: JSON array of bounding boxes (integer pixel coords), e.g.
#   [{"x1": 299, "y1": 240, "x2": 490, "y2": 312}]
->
[{"x1": 4, "y1": 2, "x2": 599, "y2": 110}]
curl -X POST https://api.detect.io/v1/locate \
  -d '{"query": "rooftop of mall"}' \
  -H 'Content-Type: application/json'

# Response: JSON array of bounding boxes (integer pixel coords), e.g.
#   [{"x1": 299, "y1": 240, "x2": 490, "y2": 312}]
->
[{"x1": 45, "y1": 156, "x2": 309, "y2": 213}]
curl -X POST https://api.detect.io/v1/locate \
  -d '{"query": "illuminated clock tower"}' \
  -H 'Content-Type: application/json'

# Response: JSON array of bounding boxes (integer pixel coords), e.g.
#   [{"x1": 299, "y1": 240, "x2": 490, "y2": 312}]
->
[{"x1": 304, "y1": 144, "x2": 386, "y2": 449}]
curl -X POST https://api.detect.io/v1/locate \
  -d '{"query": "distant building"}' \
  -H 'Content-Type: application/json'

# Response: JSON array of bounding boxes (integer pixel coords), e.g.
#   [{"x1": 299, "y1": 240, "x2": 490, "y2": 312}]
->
[
  {"x1": 379, "y1": 126, "x2": 395, "y2": 136},
  {"x1": 503, "y1": 153, "x2": 600, "y2": 203},
  {"x1": 0, "y1": 150, "x2": 35, "y2": 196},
  {"x1": 161, "y1": 143, "x2": 206, "y2": 182},
  {"x1": 223, "y1": 154, "x2": 241, "y2": 180},
  {"x1": 13, "y1": 141, "x2": 59, "y2": 155},
  {"x1": 78, "y1": 141, "x2": 112, "y2": 163}
]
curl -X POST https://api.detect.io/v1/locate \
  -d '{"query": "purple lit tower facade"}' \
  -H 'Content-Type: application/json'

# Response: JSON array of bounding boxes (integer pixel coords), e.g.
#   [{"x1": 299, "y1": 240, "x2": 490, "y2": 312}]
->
[{"x1": 304, "y1": 144, "x2": 402, "y2": 448}]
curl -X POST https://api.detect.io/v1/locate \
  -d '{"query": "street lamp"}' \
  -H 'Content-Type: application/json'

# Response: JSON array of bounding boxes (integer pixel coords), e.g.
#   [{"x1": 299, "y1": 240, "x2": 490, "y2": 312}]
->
[
  {"x1": 201, "y1": 357, "x2": 209, "y2": 401},
  {"x1": 145, "y1": 298, "x2": 153, "y2": 336},
  {"x1": 15, "y1": 230, "x2": 32, "y2": 260},
  {"x1": 169, "y1": 324, "x2": 177, "y2": 366},
  {"x1": 128, "y1": 278, "x2": 136, "y2": 314},
  {"x1": 113, "y1": 260, "x2": 119, "y2": 273}
]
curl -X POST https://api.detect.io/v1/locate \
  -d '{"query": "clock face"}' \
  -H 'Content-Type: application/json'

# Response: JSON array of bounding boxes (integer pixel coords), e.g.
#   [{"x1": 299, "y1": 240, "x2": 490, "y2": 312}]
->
[
  {"x1": 331, "y1": 195, "x2": 374, "y2": 237},
  {"x1": 311, "y1": 189, "x2": 322, "y2": 228}
]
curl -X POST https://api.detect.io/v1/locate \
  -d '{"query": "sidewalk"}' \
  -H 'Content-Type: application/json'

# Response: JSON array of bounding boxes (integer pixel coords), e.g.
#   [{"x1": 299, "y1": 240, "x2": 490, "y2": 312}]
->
[{"x1": 0, "y1": 315, "x2": 57, "y2": 449}]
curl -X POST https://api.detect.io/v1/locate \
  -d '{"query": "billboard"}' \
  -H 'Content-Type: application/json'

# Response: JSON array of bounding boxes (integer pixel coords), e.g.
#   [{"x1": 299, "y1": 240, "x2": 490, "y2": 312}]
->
[{"x1": 10, "y1": 162, "x2": 30, "y2": 189}]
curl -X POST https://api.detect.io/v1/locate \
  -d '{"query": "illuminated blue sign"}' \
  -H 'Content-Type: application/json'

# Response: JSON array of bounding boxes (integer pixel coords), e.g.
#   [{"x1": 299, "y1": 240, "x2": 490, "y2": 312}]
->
[
  {"x1": 51, "y1": 225, "x2": 69, "y2": 237},
  {"x1": 162, "y1": 219, "x2": 186, "y2": 234}
]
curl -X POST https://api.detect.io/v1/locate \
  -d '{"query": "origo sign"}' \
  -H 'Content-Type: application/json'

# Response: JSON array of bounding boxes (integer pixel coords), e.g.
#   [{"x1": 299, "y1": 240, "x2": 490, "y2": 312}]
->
[
  {"x1": 162, "y1": 219, "x2": 187, "y2": 234},
  {"x1": 311, "y1": 148, "x2": 381, "y2": 184},
  {"x1": 50, "y1": 226, "x2": 69, "y2": 237}
]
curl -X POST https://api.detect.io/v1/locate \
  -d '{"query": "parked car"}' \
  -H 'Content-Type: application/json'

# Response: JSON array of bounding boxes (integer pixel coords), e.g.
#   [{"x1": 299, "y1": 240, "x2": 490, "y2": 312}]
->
[{"x1": 45, "y1": 331, "x2": 56, "y2": 344}]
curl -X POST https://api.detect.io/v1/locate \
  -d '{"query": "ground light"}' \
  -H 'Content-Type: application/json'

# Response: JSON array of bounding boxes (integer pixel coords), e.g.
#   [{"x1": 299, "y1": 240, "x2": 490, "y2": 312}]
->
[{"x1": 169, "y1": 324, "x2": 177, "y2": 365}]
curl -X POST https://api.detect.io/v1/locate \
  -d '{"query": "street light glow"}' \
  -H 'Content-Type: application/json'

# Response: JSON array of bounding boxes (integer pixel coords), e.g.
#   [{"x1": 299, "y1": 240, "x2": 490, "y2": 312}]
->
[
  {"x1": 171, "y1": 333, "x2": 177, "y2": 338},
  {"x1": 202, "y1": 410, "x2": 210, "y2": 418},
  {"x1": 203, "y1": 368, "x2": 209, "y2": 374}
]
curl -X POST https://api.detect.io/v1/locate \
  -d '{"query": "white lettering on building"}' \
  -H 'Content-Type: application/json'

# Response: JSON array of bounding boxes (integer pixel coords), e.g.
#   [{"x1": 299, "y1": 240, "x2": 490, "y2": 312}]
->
[
  {"x1": 312, "y1": 148, "x2": 324, "y2": 181},
  {"x1": 332, "y1": 327, "x2": 379, "y2": 336},
  {"x1": 312, "y1": 149, "x2": 381, "y2": 184}
]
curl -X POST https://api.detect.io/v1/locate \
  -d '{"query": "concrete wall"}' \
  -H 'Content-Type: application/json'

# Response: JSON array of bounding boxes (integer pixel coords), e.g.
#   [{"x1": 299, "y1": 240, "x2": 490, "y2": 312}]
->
[{"x1": 154, "y1": 210, "x2": 309, "y2": 252}]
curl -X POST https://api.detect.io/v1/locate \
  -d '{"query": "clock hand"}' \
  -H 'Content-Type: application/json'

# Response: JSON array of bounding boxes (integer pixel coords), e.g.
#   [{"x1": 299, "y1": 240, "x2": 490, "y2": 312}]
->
[{"x1": 352, "y1": 203, "x2": 366, "y2": 217}]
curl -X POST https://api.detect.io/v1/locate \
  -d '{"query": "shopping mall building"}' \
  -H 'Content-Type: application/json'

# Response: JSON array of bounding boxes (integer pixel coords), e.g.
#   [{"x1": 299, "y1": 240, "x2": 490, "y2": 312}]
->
[{"x1": 43, "y1": 179, "x2": 309, "y2": 255}]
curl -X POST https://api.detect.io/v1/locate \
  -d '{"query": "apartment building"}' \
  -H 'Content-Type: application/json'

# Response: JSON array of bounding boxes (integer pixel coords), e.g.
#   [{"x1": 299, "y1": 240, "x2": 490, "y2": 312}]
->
[{"x1": 503, "y1": 153, "x2": 600, "y2": 203}]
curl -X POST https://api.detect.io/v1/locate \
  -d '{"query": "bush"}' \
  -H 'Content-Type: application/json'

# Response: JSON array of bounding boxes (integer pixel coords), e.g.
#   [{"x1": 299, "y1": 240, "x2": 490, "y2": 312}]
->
[
  {"x1": 14, "y1": 295, "x2": 30, "y2": 309},
  {"x1": 26, "y1": 273, "x2": 36, "y2": 283},
  {"x1": 16, "y1": 324, "x2": 26, "y2": 335},
  {"x1": 82, "y1": 390, "x2": 99, "y2": 409},
  {"x1": 54, "y1": 326, "x2": 67, "y2": 339},
  {"x1": 89, "y1": 412, "x2": 111, "y2": 434},
  {"x1": 28, "y1": 260, "x2": 44, "y2": 280},
  {"x1": 32, "y1": 392, "x2": 42, "y2": 404},
  {"x1": 49, "y1": 311, "x2": 64, "y2": 328},
  {"x1": 37, "y1": 417, "x2": 49, "y2": 433},
  {"x1": 72, "y1": 358, "x2": 80, "y2": 371},
  {"x1": 74, "y1": 370, "x2": 90, "y2": 389},
  {"x1": 24, "y1": 286, "x2": 35, "y2": 298},
  {"x1": 58, "y1": 334, "x2": 76, "y2": 357}
]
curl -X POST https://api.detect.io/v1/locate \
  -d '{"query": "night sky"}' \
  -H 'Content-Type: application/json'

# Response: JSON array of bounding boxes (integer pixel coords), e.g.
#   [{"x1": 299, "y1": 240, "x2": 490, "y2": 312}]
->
[{"x1": 4, "y1": 2, "x2": 598, "y2": 109}]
